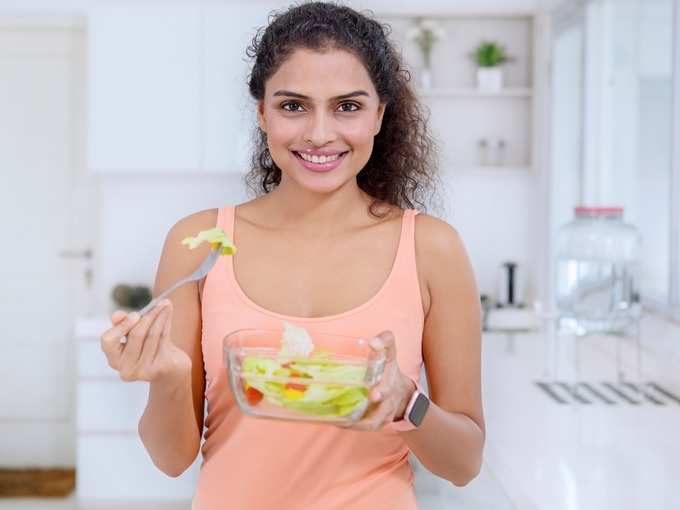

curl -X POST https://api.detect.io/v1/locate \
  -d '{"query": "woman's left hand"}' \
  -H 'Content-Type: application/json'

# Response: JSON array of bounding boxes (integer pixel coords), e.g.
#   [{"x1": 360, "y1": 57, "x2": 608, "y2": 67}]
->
[{"x1": 336, "y1": 330, "x2": 416, "y2": 432}]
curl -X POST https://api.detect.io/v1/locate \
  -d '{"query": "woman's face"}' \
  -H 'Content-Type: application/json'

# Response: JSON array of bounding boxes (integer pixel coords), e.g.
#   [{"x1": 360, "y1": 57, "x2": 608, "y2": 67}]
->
[{"x1": 257, "y1": 47, "x2": 385, "y2": 194}]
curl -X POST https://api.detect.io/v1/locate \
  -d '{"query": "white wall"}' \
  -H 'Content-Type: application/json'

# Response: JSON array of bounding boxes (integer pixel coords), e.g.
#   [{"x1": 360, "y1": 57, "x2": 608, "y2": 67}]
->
[
  {"x1": 441, "y1": 173, "x2": 541, "y2": 304},
  {"x1": 94, "y1": 174, "x2": 250, "y2": 314}
]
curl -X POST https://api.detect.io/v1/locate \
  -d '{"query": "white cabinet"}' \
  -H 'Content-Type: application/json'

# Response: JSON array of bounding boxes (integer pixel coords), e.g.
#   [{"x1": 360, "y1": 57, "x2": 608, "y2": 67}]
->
[
  {"x1": 202, "y1": 4, "x2": 275, "y2": 174},
  {"x1": 78, "y1": 434, "x2": 200, "y2": 500},
  {"x1": 75, "y1": 318, "x2": 200, "y2": 502},
  {"x1": 88, "y1": 4, "x2": 276, "y2": 174},
  {"x1": 88, "y1": 6, "x2": 202, "y2": 173}
]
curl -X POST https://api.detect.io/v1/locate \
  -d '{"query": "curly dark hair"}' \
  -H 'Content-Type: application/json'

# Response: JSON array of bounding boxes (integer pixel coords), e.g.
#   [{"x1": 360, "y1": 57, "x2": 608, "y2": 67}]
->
[{"x1": 244, "y1": 1, "x2": 443, "y2": 218}]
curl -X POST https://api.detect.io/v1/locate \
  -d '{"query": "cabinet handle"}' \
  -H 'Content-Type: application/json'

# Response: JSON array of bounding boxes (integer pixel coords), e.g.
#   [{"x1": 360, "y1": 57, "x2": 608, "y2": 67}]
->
[{"x1": 58, "y1": 249, "x2": 93, "y2": 259}]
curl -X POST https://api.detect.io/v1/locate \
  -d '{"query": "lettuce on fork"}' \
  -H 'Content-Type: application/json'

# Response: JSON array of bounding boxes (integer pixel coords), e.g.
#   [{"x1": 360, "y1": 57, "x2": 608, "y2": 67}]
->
[{"x1": 181, "y1": 227, "x2": 236, "y2": 255}]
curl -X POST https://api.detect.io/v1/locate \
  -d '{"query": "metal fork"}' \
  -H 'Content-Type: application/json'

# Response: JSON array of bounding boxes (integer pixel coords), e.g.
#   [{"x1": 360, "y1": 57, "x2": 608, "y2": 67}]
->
[
  {"x1": 118, "y1": 248, "x2": 222, "y2": 344},
  {"x1": 140, "y1": 247, "x2": 222, "y2": 316}
]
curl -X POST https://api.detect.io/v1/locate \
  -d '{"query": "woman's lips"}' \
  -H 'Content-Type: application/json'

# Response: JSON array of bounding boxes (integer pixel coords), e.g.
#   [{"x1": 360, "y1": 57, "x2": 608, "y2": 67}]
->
[{"x1": 292, "y1": 151, "x2": 349, "y2": 172}]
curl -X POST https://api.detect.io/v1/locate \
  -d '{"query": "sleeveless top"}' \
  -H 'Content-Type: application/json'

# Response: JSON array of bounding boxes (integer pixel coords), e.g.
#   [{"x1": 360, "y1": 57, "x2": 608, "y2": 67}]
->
[{"x1": 192, "y1": 205, "x2": 425, "y2": 510}]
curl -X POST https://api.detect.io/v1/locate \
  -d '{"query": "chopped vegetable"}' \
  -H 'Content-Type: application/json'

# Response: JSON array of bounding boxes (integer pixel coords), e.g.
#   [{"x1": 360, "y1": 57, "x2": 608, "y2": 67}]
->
[
  {"x1": 244, "y1": 385, "x2": 264, "y2": 405},
  {"x1": 279, "y1": 321, "x2": 314, "y2": 358},
  {"x1": 241, "y1": 352, "x2": 369, "y2": 418},
  {"x1": 181, "y1": 227, "x2": 236, "y2": 255},
  {"x1": 239, "y1": 322, "x2": 371, "y2": 419}
]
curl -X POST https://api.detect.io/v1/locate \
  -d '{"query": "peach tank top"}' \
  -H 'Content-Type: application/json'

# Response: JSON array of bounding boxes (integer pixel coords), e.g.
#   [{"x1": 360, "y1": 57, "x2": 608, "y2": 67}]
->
[{"x1": 192, "y1": 205, "x2": 425, "y2": 510}]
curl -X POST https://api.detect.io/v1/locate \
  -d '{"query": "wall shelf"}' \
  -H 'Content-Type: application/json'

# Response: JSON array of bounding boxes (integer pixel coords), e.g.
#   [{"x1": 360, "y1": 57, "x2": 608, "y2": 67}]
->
[
  {"x1": 417, "y1": 88, "x2": 533, "y2": 98},
  {"x1": 379, "y1": 12, "x2": 535, "y2": 171},
  {"x1": 450, "y1": 166, "x2": 534, "y2": 175}
]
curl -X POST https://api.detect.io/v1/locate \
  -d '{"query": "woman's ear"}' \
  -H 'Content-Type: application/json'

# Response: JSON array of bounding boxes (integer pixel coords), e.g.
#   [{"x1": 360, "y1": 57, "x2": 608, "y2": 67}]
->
[
  {"x1": 257, "y1": 100, "x2": 267, "y2": 134},
  {"x1": 375, "y1": 103, "x2": 386, "y2": 135}
]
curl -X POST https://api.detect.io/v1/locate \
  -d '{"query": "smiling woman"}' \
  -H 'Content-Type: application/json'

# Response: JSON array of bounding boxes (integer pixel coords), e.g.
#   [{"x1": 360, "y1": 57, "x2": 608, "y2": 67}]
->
[{"x1": 244, "y1": 2, "x2": 442, "y2": 216}]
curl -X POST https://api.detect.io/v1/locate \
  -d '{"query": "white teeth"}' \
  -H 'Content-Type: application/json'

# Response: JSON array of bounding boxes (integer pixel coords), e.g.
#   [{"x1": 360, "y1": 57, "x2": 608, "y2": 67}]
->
[{"x1": 298, "y1": 152, "x2": 342, "y2": 163}]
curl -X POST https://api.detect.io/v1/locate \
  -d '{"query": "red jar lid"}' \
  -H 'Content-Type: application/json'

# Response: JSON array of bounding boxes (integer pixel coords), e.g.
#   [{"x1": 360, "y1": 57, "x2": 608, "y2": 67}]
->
[{"x1": 574, "y1": 206, "x2": 624, "y2": 216}]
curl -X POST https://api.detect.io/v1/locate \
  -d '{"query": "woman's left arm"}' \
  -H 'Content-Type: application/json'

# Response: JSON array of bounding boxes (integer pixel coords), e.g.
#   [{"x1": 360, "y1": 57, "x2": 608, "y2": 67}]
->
[
  {"x1": 403, "y1": 214, "x2": 485, "y2": 487},
  {"x1": 337, "y1": 215, "x2": 485, "y2": 486}
]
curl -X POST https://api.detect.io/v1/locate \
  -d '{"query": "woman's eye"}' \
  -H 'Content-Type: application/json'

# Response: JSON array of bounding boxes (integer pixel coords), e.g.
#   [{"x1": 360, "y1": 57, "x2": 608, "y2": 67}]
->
[
  {"x1": 338, "y1": 102, "x2": 359, "y2": 113},
  {"x1": 281, "y1": 101, "x2": 359, "y2": 113},
  {"x1": 281, "y1": 102, "x2": 304, "y2": 112}
]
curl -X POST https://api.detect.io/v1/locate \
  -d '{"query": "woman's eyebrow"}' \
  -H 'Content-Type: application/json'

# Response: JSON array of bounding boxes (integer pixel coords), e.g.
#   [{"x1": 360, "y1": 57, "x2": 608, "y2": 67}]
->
[{"x1": 272, "y1": 90, "x2": 370, "y2": 100}]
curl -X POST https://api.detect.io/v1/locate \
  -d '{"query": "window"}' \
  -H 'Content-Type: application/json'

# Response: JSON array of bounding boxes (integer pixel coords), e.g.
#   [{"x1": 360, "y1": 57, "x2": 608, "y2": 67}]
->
[{"x1": 549, "y1": 0, "x2": 679, "y2": 319}]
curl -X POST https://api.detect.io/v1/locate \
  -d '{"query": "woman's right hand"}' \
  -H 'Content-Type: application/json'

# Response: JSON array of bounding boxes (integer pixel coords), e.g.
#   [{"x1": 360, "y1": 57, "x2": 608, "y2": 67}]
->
[{"x1": 100, "y1": 299, "x2": 192, "y2": 385}]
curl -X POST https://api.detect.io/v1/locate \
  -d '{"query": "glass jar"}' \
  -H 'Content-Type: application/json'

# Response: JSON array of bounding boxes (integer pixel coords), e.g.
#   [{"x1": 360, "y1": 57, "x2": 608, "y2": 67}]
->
[{"x1": 555, "y1": 206, "x2": 642, "y2": 335}]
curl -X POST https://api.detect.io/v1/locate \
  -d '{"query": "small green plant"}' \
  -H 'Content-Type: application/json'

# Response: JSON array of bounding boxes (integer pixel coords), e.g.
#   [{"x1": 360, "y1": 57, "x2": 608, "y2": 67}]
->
[
  {"x1": 473, "y1": 41, "x2": 511, "y2": 68},
  {"x1": 112, "y1": 284, "x2": 152, "y2": 309}
]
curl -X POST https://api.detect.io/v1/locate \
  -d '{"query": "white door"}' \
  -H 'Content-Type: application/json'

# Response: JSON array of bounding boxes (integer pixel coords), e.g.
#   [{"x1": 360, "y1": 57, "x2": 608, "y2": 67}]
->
[{"x1": 0, "y1": 20, "x2": 96, "y2": 466}]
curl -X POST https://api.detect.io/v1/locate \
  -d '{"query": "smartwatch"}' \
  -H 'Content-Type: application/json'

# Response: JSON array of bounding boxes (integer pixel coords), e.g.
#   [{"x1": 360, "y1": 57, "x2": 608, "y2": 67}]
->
[{"x1": 389, "y1": 381, "x2": 430, "y2": 432}]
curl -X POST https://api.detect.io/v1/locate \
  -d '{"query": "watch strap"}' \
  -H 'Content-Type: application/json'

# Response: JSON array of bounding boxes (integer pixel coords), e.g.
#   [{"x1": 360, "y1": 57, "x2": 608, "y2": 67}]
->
[{"x1": 388, "y1": 379, "x2": 426, "y2": 432}]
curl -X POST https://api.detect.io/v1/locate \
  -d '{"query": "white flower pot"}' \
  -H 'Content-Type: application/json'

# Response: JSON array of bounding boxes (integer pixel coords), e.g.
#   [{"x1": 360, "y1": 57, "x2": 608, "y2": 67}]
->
[{"x1": 477, "y1": 67, "x2": 503, "y2": 92}]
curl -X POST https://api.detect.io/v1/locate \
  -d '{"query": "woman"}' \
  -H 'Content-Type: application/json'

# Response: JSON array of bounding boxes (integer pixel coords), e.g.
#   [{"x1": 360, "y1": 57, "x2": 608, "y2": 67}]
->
[{"x1": 100, "y1": 2, "x2": 484, "y2": 509}]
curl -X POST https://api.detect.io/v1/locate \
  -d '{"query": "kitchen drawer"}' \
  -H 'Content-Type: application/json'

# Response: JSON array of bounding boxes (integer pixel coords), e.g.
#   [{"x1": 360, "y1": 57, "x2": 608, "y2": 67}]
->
[
  {"x1": 77, "y1": 379, "x2": 148, "y2": 432},
  {"x1": 77, "y1": 434, "x2": 200, "y2": 499}
]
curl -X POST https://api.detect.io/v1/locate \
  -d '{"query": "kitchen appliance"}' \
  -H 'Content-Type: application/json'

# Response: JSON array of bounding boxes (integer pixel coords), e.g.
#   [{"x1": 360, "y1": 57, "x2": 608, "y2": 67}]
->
[{"x1": 497, "y1": 261, "x2": 524, "y2": 308}]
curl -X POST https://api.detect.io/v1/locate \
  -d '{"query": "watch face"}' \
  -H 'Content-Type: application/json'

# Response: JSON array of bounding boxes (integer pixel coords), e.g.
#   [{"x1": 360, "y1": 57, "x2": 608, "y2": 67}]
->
[{"x1": 408, "y1": 393, "x2": 430, "y2": 427}]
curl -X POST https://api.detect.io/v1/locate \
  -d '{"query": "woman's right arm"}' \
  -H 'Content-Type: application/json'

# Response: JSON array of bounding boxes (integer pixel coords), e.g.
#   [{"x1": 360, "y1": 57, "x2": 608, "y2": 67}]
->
[{"x1": 100, "y1": 209, "x2": 218, "y2": 477}]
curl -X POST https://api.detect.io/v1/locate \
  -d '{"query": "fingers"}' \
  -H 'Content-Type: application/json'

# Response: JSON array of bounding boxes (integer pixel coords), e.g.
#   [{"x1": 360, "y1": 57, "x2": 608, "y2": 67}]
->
[
  {"x1": 336, "y1": 337, "x2": 401, "y2": 432},
  {"x1": 369, "y1": 331, "x2": 396, "y2": 363},
  {"x1": 119, "y1": 300, "x2": 170, "y2": 373},
  {"x1": 157, "y1": 300, "x2": 174, "y2": 347},
  {"x1": 334, "y1": 384, "x2": 390, "y2": 432},
  {"x1": 137, "y1": 303, "x2": 172, "y2": 371},
  {"x1": 341, "y1": 401, "x2": 394, "y2": 432},
  {"x1": 100, "y1": 312, "x2": 142, "y2": 369},
  {"x1": 111, "y1": 310, "x2": 127, "y2": 325}
]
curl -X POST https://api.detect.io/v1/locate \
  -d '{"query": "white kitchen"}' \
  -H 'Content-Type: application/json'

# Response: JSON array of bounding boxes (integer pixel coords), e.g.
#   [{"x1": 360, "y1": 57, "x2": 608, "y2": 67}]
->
[{"x1": 1, "y1": 0, "x2": 679, "y2": 509}]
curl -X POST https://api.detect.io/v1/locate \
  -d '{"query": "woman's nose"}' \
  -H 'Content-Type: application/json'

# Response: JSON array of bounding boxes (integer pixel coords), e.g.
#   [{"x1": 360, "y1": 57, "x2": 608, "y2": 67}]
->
[{"x1": 303, "y1": 111, "x2": 336, "y2": 146}]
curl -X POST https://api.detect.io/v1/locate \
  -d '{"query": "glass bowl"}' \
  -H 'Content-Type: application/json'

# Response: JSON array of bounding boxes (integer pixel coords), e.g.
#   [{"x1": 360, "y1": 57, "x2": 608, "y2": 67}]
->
[{"x1": 223, "y1": 328, "x2": 386, "y2": 424}]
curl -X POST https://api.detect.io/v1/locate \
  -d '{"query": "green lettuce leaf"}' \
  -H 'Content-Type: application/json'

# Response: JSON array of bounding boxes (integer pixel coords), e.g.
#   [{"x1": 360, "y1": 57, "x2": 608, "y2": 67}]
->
[
  {"x1": 241, "y1": 353, "x2": 369, "y2": 418},
  {"x1": 181, "y1": 227, "x2": 236, "y2": 255}
]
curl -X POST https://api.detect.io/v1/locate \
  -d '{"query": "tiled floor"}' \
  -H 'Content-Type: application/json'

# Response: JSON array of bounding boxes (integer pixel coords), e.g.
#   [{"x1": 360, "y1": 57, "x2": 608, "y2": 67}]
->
[
  {"x1": 2, "y1": 313, "x2": 679, "y2": 510},
  {"x1": 480, "y1": 313, "x2": 680, "y2": 510}
]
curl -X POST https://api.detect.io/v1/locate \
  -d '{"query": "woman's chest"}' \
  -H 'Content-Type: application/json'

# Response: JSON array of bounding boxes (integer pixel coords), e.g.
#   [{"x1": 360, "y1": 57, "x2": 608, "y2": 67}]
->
[{"x1": 226, "y1": 221, "x2": 429, "y2": 319}]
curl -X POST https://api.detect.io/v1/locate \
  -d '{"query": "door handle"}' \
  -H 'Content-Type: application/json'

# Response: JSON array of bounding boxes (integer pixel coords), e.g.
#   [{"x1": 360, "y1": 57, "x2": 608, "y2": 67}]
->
[{"x1": 58, "y1": 249, "x2": 93, "y2": 259}]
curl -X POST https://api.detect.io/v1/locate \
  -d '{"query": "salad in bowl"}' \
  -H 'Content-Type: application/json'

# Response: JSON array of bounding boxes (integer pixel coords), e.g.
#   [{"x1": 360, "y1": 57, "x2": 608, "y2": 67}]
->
[{"x1": 224, "y1": 322, "x2": 386, "y2": 424}]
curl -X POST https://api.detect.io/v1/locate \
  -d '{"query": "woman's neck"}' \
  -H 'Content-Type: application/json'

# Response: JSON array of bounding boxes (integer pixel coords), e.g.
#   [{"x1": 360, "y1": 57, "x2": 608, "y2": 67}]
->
[{"x1": 258, "y1": 182, "x2": 379, "y2": 236}]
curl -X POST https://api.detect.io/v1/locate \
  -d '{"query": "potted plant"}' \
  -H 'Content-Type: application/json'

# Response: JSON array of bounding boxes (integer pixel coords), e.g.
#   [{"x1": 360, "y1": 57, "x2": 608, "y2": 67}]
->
[
  {"x1": 407, "y1": 18, "x2": 446, "y2": 90},
  {"x1": 472, "y1": 41, "x2": 512, "y2": 91},
  {"x1": 111, "y1": 283, "x2": 152, "y2": 312}
]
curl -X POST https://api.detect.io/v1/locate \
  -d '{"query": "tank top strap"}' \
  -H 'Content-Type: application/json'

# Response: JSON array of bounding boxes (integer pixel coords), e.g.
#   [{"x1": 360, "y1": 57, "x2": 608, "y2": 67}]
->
[
  {"x1": 393, "y1": 208, "x2": 419, "y2": 270},
  {"x1": 217, "y1": 204, "x2": 235, "y2": 240},
  {"x1": 389, "y1": 208, "x2": 424, "y2": 321}
]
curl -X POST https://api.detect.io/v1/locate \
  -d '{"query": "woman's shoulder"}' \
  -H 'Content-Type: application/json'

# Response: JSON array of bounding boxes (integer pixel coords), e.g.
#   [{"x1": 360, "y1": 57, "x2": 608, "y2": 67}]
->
[
  {"x1": 414, "y1": 212, "x2": 466, "y2": 270},
  {"x1": 414, "y1": 211, "x2": 461, "y2": 248},
  {"x1": 161, "y1": 207, "x2": 221, "y2": 261},
  {"x1": 169, "y1": 207, "x2": 221, "y2": 238},
  {"x1": 163, "y1": 207, "x2": 223, "y2": 298}
]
